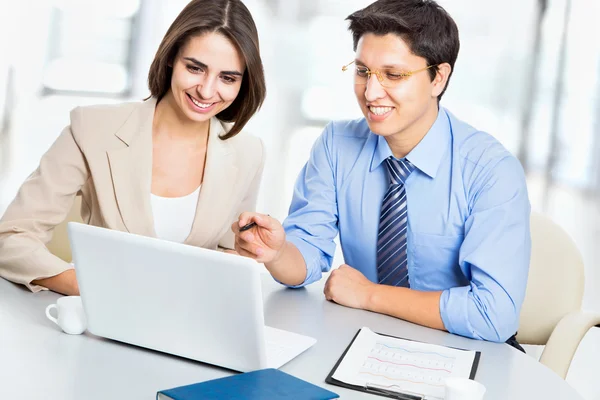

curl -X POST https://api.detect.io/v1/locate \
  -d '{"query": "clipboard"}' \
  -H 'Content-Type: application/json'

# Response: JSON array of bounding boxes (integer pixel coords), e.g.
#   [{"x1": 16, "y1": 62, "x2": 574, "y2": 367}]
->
[{"x1": 325, "y1": 329, "x2": 481, "y2": 400}]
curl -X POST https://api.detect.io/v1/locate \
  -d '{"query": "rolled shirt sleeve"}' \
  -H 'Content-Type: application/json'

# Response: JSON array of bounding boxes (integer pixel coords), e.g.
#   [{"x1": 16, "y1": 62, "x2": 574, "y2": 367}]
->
[
  {"x1": 440, "y1": 156, "x2": 531, "y2": 342},
  {"x1": 282, "y1": 123, "x2": 339, "y2": 287}
]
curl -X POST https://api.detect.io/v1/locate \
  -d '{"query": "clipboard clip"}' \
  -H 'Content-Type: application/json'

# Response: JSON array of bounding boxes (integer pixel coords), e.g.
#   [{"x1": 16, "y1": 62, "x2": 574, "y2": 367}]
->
[{"x1": 364, "y1": 383, "x2": 425, "y2": 400}]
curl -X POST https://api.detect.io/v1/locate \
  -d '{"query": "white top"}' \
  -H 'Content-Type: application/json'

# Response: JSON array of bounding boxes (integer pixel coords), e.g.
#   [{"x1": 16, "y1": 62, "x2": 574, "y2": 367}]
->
[{"x1": 150, "y1": 186, "x2": 200, "y2": 243}]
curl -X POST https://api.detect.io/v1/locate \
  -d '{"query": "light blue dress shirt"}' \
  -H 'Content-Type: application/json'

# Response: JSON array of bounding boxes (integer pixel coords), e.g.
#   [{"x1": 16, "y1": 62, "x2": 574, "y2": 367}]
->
[{"x1": 282, "y1": 107, "x2": 531, "y2": 342}]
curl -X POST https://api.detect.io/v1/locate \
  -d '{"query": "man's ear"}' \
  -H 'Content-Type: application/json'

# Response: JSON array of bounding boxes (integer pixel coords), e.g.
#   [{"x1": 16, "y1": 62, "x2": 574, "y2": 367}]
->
[{"x1": 431, "y1": 62, "x2": 452, "y2": 98}]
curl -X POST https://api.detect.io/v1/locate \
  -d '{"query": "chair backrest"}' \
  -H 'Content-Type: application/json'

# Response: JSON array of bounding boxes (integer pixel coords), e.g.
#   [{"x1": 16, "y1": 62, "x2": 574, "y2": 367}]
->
[
  {"x1": 516, "y1": 211, "x2": 585, "y2": 345},
  {"x1": 46, "y1": 196, "x2": 84, "y2": 262}
]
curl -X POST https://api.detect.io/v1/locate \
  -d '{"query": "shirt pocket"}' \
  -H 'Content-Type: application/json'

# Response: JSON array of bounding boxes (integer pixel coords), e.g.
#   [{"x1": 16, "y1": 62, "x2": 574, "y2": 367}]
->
[{"x1": 409, "y1": 232, "x2": 467, "y2": 290}]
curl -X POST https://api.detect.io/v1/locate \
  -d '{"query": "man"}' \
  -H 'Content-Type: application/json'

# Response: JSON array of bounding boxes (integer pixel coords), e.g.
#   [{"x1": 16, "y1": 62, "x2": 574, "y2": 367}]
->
[{"x1": 233, "y1": 0, "x2": 530, "y2": 347}]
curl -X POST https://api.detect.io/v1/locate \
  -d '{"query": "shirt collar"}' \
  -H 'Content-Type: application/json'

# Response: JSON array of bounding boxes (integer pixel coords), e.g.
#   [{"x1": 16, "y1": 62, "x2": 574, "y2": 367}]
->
[{"x1": 370, "y1": 107, "x2": 450, "y2": 178}]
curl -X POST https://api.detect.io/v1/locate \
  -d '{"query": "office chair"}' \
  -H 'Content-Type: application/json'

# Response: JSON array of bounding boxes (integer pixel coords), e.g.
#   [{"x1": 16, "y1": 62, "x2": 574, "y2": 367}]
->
[
  {"x1": 516, "y1": 211, "x2": 600, "y2": 379},
  {"x1": 46, "y1": 195, "x2": 83, "y2": 262}
]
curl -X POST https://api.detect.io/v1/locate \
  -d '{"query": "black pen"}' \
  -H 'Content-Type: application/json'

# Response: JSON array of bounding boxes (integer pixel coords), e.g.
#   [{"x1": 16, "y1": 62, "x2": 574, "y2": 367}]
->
[
  {"x1": 239, "y1": 221, "x2": 257, "y2": 232},
  {"x1": 239, "y1": 214, "x2": 270, "y2": 232},
  {"x1": 364, "y1": 384, "x2": 423, "y2": 400}
]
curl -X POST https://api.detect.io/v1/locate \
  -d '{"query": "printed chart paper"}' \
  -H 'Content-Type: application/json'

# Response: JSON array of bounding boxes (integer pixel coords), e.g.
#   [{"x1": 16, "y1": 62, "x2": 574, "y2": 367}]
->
[{"x1": 332, "y1": 327, "x2": 477, "y2": 399}]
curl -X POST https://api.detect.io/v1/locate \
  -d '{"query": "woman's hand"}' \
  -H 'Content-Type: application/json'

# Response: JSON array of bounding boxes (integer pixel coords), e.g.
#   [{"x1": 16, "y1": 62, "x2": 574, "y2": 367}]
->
[{"x1": 32, "y1": 269, "x2": 80, "y2": 296}]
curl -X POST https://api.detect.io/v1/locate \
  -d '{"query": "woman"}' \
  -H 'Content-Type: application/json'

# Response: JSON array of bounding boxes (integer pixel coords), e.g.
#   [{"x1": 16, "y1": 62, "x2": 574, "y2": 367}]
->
[{"x1": 0, "y1": 0, "x2": 266, "y2": 296}]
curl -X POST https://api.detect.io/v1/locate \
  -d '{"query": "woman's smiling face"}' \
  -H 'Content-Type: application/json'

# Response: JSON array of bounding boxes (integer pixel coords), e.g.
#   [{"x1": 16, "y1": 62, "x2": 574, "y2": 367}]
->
[{"x1": 169, "y1": 31, "x2": 245, "y2": 123}]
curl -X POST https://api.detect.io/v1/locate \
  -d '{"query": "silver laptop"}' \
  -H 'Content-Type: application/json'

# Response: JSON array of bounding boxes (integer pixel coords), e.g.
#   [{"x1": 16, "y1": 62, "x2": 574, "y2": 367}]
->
[{"x1": 67, "y1": 222, "x2": 316, "y2": 372}]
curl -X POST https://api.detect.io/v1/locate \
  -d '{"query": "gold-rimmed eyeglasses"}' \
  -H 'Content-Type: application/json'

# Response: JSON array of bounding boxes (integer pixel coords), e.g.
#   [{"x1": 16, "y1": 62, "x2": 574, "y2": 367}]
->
[{"x1": 342, "y1": 60, "x2": 438, "y2": 88}]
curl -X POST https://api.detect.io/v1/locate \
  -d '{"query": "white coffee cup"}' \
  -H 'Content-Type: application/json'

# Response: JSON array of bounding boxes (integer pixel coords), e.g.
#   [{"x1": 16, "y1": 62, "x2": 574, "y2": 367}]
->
[
  {"x1": 45, "y1": 296, "x2": 87, "y2": 335},
  {"x1": 444, "y1": 377, "x2": 486, "y2": 400}
]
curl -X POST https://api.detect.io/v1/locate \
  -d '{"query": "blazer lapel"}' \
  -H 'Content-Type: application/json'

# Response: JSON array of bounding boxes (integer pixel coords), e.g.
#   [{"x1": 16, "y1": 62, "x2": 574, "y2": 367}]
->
[
  {"x1": 185, "y1": 117, "x2": 239, "y2": 247},
  {"x1": 107, "y1": 98, "x2": 156, "y2": 237}
]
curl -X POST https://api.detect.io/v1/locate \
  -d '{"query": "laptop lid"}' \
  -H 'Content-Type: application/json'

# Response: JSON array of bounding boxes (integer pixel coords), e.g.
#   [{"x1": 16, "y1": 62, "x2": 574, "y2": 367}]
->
[{"x1": 68, "y1": 222, "x2": 268, "y2": 372}]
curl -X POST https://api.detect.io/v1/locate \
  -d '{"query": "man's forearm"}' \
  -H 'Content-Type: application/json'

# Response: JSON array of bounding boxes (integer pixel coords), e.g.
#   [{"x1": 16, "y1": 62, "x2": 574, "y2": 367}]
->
[
  {"x1": 265, "y1": 241, "x2": 307, "y2": 286},
  {"x1": 32, "y1": 269, "x2": 79, "y2": 296},
  {"x1": 366, "y1": 285, "x2": 446, "y2": 330}
]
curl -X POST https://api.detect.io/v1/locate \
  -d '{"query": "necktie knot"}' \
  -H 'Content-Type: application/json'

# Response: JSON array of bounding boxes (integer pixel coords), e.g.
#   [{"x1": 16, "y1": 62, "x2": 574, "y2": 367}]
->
[{"x1": 385, "y1": 157, "x2": 415, "y2": 186}]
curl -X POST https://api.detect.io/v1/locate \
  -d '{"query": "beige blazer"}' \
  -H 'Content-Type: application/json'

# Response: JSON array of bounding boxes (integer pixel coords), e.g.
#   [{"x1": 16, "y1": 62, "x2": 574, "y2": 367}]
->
[{"x1": 0, "y1": 98, "x2": 265, "y2": 292}]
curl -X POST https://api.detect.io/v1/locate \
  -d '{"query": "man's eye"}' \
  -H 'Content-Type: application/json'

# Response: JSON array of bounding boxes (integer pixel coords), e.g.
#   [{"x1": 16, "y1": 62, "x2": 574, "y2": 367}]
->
[
  {"x1": 356, "y1": 67, "x2": 369, "y2": 77},
  {"x1": 386, "y1": 71, "x2": 408, "y2": 80}
]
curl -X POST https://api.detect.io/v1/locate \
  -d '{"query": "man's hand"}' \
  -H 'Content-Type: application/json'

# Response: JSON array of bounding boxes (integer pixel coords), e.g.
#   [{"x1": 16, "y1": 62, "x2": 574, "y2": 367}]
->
[
  {"x1": 324, "y1": 264, "x2": 376, "y2": 310},
  {"x1": 232, "y1": 212, "x2": 286, "y2": 263},
  {"x1": 325, "y1": 265, "x2": 446, "y2": 331}
]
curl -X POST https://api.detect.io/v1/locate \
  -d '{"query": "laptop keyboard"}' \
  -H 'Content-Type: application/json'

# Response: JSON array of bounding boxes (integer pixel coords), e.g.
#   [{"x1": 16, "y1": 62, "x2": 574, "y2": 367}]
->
[
  {"x1": 264, "y1": 326, "x2": 317, "y2": 368},
  {"x1": 266, "y1": 339, "x2": 290, "y2": 359}
]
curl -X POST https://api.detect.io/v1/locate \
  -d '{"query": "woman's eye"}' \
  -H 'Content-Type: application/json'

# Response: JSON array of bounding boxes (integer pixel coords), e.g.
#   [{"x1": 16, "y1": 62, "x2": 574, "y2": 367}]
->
[
  {"x1": 186, "y1": 65, "x2": 204, "y2": 73},
  {"x1": 221, "y1": 75, "x2": 237, "y2": 84}
]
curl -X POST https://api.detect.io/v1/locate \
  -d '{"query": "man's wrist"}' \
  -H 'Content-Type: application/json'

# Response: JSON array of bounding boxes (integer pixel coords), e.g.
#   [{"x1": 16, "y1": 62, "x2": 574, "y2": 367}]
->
[
  {"x1": 363, "y1": 282, "x2": 380, "y2": 311},
  {"x1": 269, "y1": 241, "x2": 288, "y2": 266}
]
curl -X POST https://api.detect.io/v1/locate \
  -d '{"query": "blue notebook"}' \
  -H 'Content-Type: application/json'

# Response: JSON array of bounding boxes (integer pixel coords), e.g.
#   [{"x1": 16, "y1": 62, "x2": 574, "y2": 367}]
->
[{"x1": 156, "y1": 368, "x2": 339, "y2": 400}]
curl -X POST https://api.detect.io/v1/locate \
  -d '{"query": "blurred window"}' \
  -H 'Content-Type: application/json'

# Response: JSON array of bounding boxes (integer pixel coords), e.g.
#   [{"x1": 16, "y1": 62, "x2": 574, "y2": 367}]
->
[{"x1": 42, "y1": 0, "x2": 141, "y2": 96}]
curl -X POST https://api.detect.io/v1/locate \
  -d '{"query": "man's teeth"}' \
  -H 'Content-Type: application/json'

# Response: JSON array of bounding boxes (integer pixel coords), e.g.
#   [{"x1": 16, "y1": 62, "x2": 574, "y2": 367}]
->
[
  {"x1": 369, "y1": 106, "x2": 393, "y2": 115},
  {"x1": 190, "y1": 96, "x2": 214, "y2": 108}
]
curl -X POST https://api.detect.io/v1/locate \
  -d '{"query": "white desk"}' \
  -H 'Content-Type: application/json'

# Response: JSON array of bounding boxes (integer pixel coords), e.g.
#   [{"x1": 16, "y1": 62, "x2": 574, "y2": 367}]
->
[{"x1": 0, "y1": 275, "x2": 583, "y2": 399}]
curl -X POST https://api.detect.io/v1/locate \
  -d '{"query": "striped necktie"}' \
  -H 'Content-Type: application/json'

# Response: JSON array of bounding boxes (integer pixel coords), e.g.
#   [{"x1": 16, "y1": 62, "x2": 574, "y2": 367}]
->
[{"x1": 377, "y1": 157, "x2": 416, "y2": 287}]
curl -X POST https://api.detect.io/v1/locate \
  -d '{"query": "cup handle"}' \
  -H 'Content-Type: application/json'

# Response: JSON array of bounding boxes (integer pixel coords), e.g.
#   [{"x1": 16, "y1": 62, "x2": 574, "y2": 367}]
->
[{"x1": 45, "y1": 304, "x2": 59, "y2": 325}]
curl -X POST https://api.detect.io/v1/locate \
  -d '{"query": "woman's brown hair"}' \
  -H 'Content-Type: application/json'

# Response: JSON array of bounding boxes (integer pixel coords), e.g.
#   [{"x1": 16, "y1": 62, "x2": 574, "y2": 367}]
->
[{"x1": 147, "y1": 0, "x2": 266, "y2": 139}]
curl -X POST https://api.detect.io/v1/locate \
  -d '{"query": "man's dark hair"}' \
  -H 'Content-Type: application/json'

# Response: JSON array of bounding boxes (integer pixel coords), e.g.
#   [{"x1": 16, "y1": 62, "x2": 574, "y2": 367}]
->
[{"x1": 346, "y1": 0, "x2": 459, "y2": 100}]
